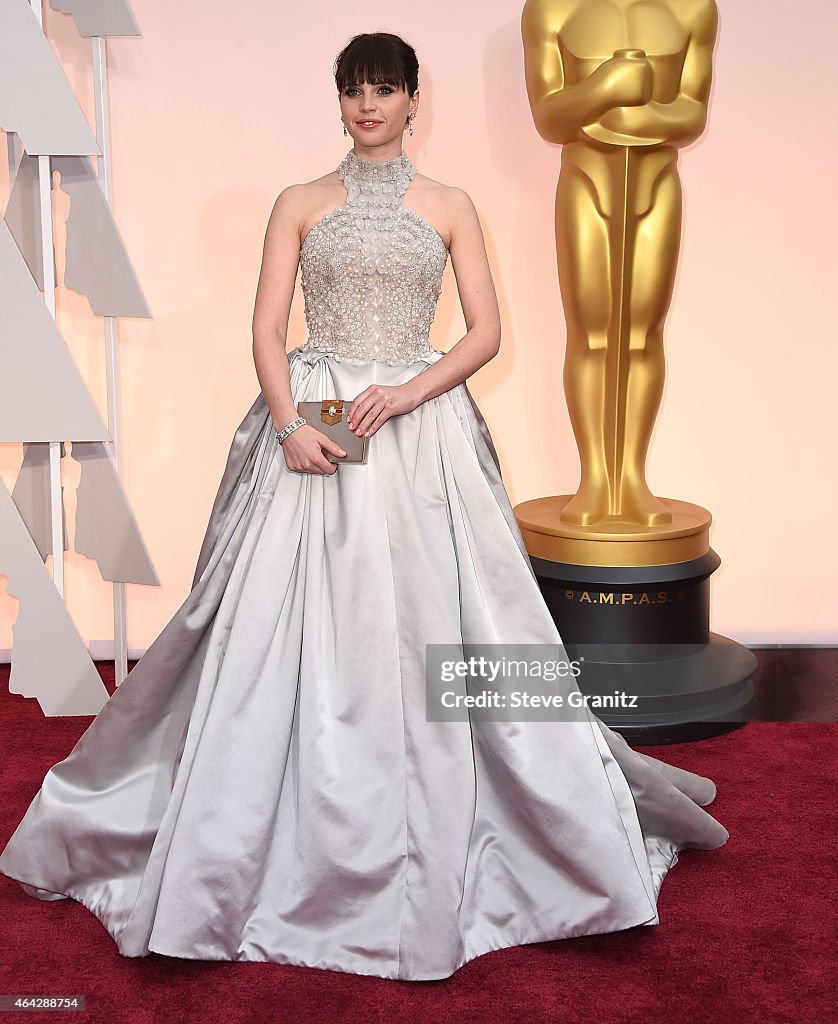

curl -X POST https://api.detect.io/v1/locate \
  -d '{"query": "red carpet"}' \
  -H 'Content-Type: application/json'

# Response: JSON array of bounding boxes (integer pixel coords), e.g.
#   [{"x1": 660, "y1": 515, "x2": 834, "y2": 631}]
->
[{"x1": 0, "y1": 664, "x2": 834, "y2": 1024}]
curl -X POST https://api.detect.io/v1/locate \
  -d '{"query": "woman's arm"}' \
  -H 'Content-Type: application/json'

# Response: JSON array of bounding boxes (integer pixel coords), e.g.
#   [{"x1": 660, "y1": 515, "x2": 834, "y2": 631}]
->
[
  {"x1": 403, "y1": 186, "x2": 501, "y2": 404},
  {"x1": 252, "y1": 185, "x2": 346, "y2": 473},
  {"x1": 251, "y1": 185, "x2": 307, "y2": 433}
]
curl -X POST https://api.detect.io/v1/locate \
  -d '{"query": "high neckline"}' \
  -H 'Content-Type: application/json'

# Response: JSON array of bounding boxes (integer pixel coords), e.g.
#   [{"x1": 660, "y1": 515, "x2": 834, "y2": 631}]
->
[{"x1": 338, "y1": 148, "x2": 414, "y2": 182}]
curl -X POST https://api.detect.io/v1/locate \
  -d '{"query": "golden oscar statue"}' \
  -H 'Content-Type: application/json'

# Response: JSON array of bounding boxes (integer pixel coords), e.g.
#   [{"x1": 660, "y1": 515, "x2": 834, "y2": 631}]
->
[{"x1": 517, "y1": 0, "x2": 755, "y2": 741}]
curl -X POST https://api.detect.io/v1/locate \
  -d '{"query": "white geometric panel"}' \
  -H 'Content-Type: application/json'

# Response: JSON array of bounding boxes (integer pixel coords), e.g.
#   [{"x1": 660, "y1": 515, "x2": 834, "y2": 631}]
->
[
  {"x1": 72, "y1": 441, "x2": 159, "y2": 585},
  {"x1": 0, "y1": 479, "x2": 109, "y2": 717},
  {"x1": 10, "y1": 442, "x2": 158, "y2": 587},
  {"x1": 6, "y1": 153, "x2": 150, "y2": 315},
  {"x1": 0, "y1": 2, "x2": 100, "y2": 156},
  {"x1": 51, "y1": 0, "x2": 139, "y2": 38},
  {"x1": 3, "y1": 154, "x2": 58, "y2": 292},
  {"x1": 12, "y1": 443, "x2": 69, "y2": 560},
  {"x1": 55, "y1": 156, "x2": 151, "y2": 318},
  {"x1": 0, "y1": 218, "x2": 110, "y2": 442}
]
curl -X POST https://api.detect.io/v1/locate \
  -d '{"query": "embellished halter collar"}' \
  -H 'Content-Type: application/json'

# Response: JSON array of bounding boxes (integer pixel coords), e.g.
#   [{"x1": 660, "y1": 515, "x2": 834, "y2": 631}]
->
[{"x1": 336, "y1": 149, "x2": 416, "y2": 205}]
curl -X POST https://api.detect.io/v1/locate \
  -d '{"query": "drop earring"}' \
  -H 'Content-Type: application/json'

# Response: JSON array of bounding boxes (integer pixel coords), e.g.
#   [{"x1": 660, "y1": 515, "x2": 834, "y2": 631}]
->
[
  {"x1": 343, "y1": 120, "x2": 348, "y2": 137},
  {"x1": 407, "y1": 111, "x2": 415, "y2": 136}
]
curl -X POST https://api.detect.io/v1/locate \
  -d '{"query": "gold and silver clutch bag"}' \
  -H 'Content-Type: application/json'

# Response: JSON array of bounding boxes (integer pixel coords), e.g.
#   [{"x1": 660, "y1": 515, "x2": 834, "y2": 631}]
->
[{"x1": 296, "y1": 400, "x2": 369, "y2": 464}]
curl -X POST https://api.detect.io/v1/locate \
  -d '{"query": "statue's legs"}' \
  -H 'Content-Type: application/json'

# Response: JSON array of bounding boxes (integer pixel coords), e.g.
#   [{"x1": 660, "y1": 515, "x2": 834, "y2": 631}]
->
[
  {"x1": 555, "y1": 161, "x2": 612, "y2": 526},
  {"x1": 619, "y1": 160, "x2": 682, "y2": 525},
  {"x1": 556, "y1": 152, "x2": 678, "y2": 526}
]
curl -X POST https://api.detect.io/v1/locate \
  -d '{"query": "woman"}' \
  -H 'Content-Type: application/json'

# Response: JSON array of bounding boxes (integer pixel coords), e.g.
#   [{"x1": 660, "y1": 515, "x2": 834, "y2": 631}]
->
[{"x1": 0, "y1": 32, "x2": 727, "y2": 981}]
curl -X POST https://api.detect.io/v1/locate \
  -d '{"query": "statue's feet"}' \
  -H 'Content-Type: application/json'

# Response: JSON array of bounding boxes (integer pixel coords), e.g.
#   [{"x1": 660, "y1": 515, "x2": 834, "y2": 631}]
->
[
  {"x1": 560, "y1": 483, "x2": 611, "y2": 526},
  {"x1": 619, "y1": 479, "x2": 672, "y2": 527},
  {"x1": 560, "y1": 479, "x2": 673, "y2": 527}
]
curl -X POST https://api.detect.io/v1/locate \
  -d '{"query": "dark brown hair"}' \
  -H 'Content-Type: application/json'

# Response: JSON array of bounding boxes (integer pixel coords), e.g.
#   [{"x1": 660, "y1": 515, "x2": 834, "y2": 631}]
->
[{"x1": 334, "y1": 33, "x2": 419, "y2": 96}]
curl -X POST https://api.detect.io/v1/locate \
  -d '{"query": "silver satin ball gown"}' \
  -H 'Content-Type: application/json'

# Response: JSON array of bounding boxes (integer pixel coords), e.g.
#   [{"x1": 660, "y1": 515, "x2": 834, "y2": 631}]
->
[{"x1": 0, "y1": 149, "x2": 729, "y2": 980}]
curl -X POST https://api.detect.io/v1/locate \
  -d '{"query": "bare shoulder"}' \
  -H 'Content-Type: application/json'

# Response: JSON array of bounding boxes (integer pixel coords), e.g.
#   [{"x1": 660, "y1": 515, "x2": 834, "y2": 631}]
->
[
  {"x1": 269, "y1": 170, "x2": 346, "y2": 241},
  {"x1": 408, "y1": 173, "x2": 481, "y2": 248},
  {"x1": 412, "y1": 172, "x2": 474, "y2": 209},
  {"x1": 441, "y1": 184, "x2": 478, "y2": 216},
  {"x1": 273, "y1": 171, "x2": 341, "y2": 212}
]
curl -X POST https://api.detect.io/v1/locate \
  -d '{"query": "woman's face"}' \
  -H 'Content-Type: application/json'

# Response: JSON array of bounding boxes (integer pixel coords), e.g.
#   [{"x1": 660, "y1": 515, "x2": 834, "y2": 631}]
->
[{"x1": 339, "y1": 80, "x2": 418, "y2": 149}]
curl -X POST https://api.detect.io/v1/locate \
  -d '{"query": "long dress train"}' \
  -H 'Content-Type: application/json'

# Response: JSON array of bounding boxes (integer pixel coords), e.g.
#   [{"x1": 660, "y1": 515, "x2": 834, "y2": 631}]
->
[{"x1": 0, "y1": 149, "x2": 727, "y2": 981}]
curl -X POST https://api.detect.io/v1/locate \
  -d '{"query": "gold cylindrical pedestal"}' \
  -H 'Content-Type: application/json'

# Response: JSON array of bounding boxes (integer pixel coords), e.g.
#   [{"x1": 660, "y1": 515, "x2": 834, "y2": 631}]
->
[{"x1": 515, "y1": 495, "x2": 712, "y2": 567}]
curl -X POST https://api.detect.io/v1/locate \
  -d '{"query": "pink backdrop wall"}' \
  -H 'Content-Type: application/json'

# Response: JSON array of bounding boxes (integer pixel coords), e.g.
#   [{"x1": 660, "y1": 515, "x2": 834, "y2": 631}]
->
[{"x1": 1, "y1": 1, "x2": 836, "y2": 654}]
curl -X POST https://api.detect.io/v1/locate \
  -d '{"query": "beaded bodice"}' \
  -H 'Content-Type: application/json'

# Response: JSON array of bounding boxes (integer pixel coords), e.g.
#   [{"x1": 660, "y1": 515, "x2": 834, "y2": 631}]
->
[{"x1": 299, "y1": 149, "x2": 449, "y2": 365}]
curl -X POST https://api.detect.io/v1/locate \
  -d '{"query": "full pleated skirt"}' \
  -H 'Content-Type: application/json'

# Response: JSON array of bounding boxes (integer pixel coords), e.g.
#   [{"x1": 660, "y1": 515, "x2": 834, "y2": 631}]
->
[{"x1": 0, "y1": 345, "x2": 728, "y2": 980}]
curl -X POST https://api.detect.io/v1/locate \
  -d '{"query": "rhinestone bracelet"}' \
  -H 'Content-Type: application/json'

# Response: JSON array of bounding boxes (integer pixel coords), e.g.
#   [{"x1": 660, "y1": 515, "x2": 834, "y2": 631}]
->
[{"x1": 276, "y1": 416, "x2": 306, "y2": 445}]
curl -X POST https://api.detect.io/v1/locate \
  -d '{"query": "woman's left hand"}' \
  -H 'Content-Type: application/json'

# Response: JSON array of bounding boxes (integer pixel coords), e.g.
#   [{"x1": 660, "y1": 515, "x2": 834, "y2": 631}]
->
[{"x1": 346, "y1": 382, "x2": 420, "y2": 437}]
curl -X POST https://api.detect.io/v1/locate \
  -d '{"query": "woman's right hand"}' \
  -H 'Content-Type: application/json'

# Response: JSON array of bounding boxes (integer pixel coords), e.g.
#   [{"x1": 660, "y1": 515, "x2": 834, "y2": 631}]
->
[{"x1": 279, "y1": 424, "x2": 346, "y2": 475}]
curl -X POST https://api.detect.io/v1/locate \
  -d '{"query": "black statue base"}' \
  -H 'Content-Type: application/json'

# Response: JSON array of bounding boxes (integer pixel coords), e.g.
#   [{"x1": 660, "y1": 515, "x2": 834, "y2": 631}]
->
[{"x1": 530, "y1": 550, "x2": 757, "y2": 745}]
